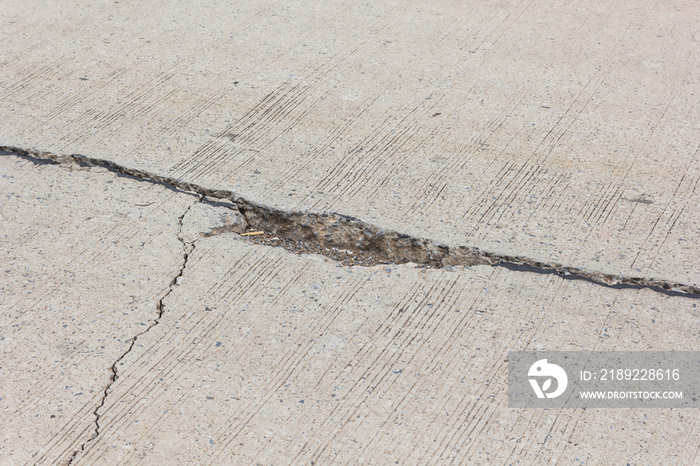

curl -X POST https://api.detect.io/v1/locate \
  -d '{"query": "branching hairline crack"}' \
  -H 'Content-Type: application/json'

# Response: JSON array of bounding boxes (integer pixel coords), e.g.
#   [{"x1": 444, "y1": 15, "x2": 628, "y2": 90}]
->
[
  {"x1": 66, "y1": 195, "x2": 204, "y2": 464},
  {"x1": 3, "y1": 146, "x2": 699, "y2": 299}
]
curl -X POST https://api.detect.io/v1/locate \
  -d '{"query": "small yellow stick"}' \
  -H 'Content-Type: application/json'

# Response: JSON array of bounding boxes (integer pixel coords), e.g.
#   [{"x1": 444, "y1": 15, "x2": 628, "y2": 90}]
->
[{"x1": 240, "y1": 231, "x2": 265, "y2": 237}]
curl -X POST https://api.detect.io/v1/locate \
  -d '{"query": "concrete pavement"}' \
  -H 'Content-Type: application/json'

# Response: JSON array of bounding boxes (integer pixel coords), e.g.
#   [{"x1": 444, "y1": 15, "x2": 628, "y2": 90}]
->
[{"x1": 1, "y1": 0, "x2": 700, "y2": 464}]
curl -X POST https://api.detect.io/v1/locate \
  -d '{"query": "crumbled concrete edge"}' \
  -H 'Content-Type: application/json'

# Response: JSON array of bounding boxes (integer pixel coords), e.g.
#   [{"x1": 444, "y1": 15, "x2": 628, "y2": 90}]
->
[{"x1": 2, "y1": 146, "x2": 699, "y2": 299}]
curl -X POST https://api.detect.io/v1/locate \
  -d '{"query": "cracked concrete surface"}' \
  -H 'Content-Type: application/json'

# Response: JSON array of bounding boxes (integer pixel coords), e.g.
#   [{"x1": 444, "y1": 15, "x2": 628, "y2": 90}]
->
[
  {"x1": 1, "y1": 151, "x2": 699, "y2": 464},
  {"x1": 67, "y1": 194, "x2": 207, "y2": 464},
  {"x1": 2, "y1": 0, "x2": 700, "y2": 464},
  {"x1": 69, "y1": 234, "x2": 699, "y2": 465},
  {"x1": 0, "y1": 155, "x2": 196, "y2": 463},
  {"x1": 6, "y1": 147, "x2": 700, "y2": 298},
  {"x1": 2, "y1": 0, "x2": 700, "y2": 288},
  {"x1": 0, "y1": 155, "x2": 248, "y2": 464}
]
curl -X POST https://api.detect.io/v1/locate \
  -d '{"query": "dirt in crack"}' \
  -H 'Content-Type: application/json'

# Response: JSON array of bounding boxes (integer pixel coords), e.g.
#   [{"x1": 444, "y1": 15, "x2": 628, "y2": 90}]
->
[
  {"x1": 67, "y1": 196, "x2": 203, "y2": 464},
  {"x1": 234, "y1": 198, "x2": 700, "y2": 298},
  {"x1": 244, "y1": 232, "x2": 388, "y2": 267}
]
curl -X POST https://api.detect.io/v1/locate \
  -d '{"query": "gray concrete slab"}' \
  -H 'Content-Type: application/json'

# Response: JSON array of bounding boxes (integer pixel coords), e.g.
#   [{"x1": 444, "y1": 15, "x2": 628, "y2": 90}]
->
[{"x1": 1, "y1": 0, "x2": 699, "y2": 287}]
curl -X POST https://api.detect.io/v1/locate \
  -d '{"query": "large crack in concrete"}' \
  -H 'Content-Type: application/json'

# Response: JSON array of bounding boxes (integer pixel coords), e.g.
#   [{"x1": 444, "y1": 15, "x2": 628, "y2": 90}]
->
[
  {"x1": 66, "y1": 194, "x2": 203, "y2": 464},
  {"x1": 3, "y1": 146, "x2": 699, "y2": 299}
]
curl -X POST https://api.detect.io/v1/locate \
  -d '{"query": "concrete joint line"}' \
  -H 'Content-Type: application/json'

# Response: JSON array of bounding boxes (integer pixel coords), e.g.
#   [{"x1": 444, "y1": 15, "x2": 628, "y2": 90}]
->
[
  {"x1": 2, "y1": 146, "x2": 699, "y2": 300},
  {"x1": 66, "y1": 195, "x2": 204, "y2": 464}
]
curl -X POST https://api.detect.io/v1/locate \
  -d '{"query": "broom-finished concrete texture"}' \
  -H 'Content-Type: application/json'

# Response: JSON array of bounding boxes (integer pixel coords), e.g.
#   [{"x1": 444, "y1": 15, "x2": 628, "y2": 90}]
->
[
  {"x1": 1, "y1": 0, "x2": 699, "y2": 287},
  {"x1": 2, "y1": 0, "x2": 700, "y2": 464},
  {"x1": 1, "y1": 154, "x2": 699, "y2": 464}
]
